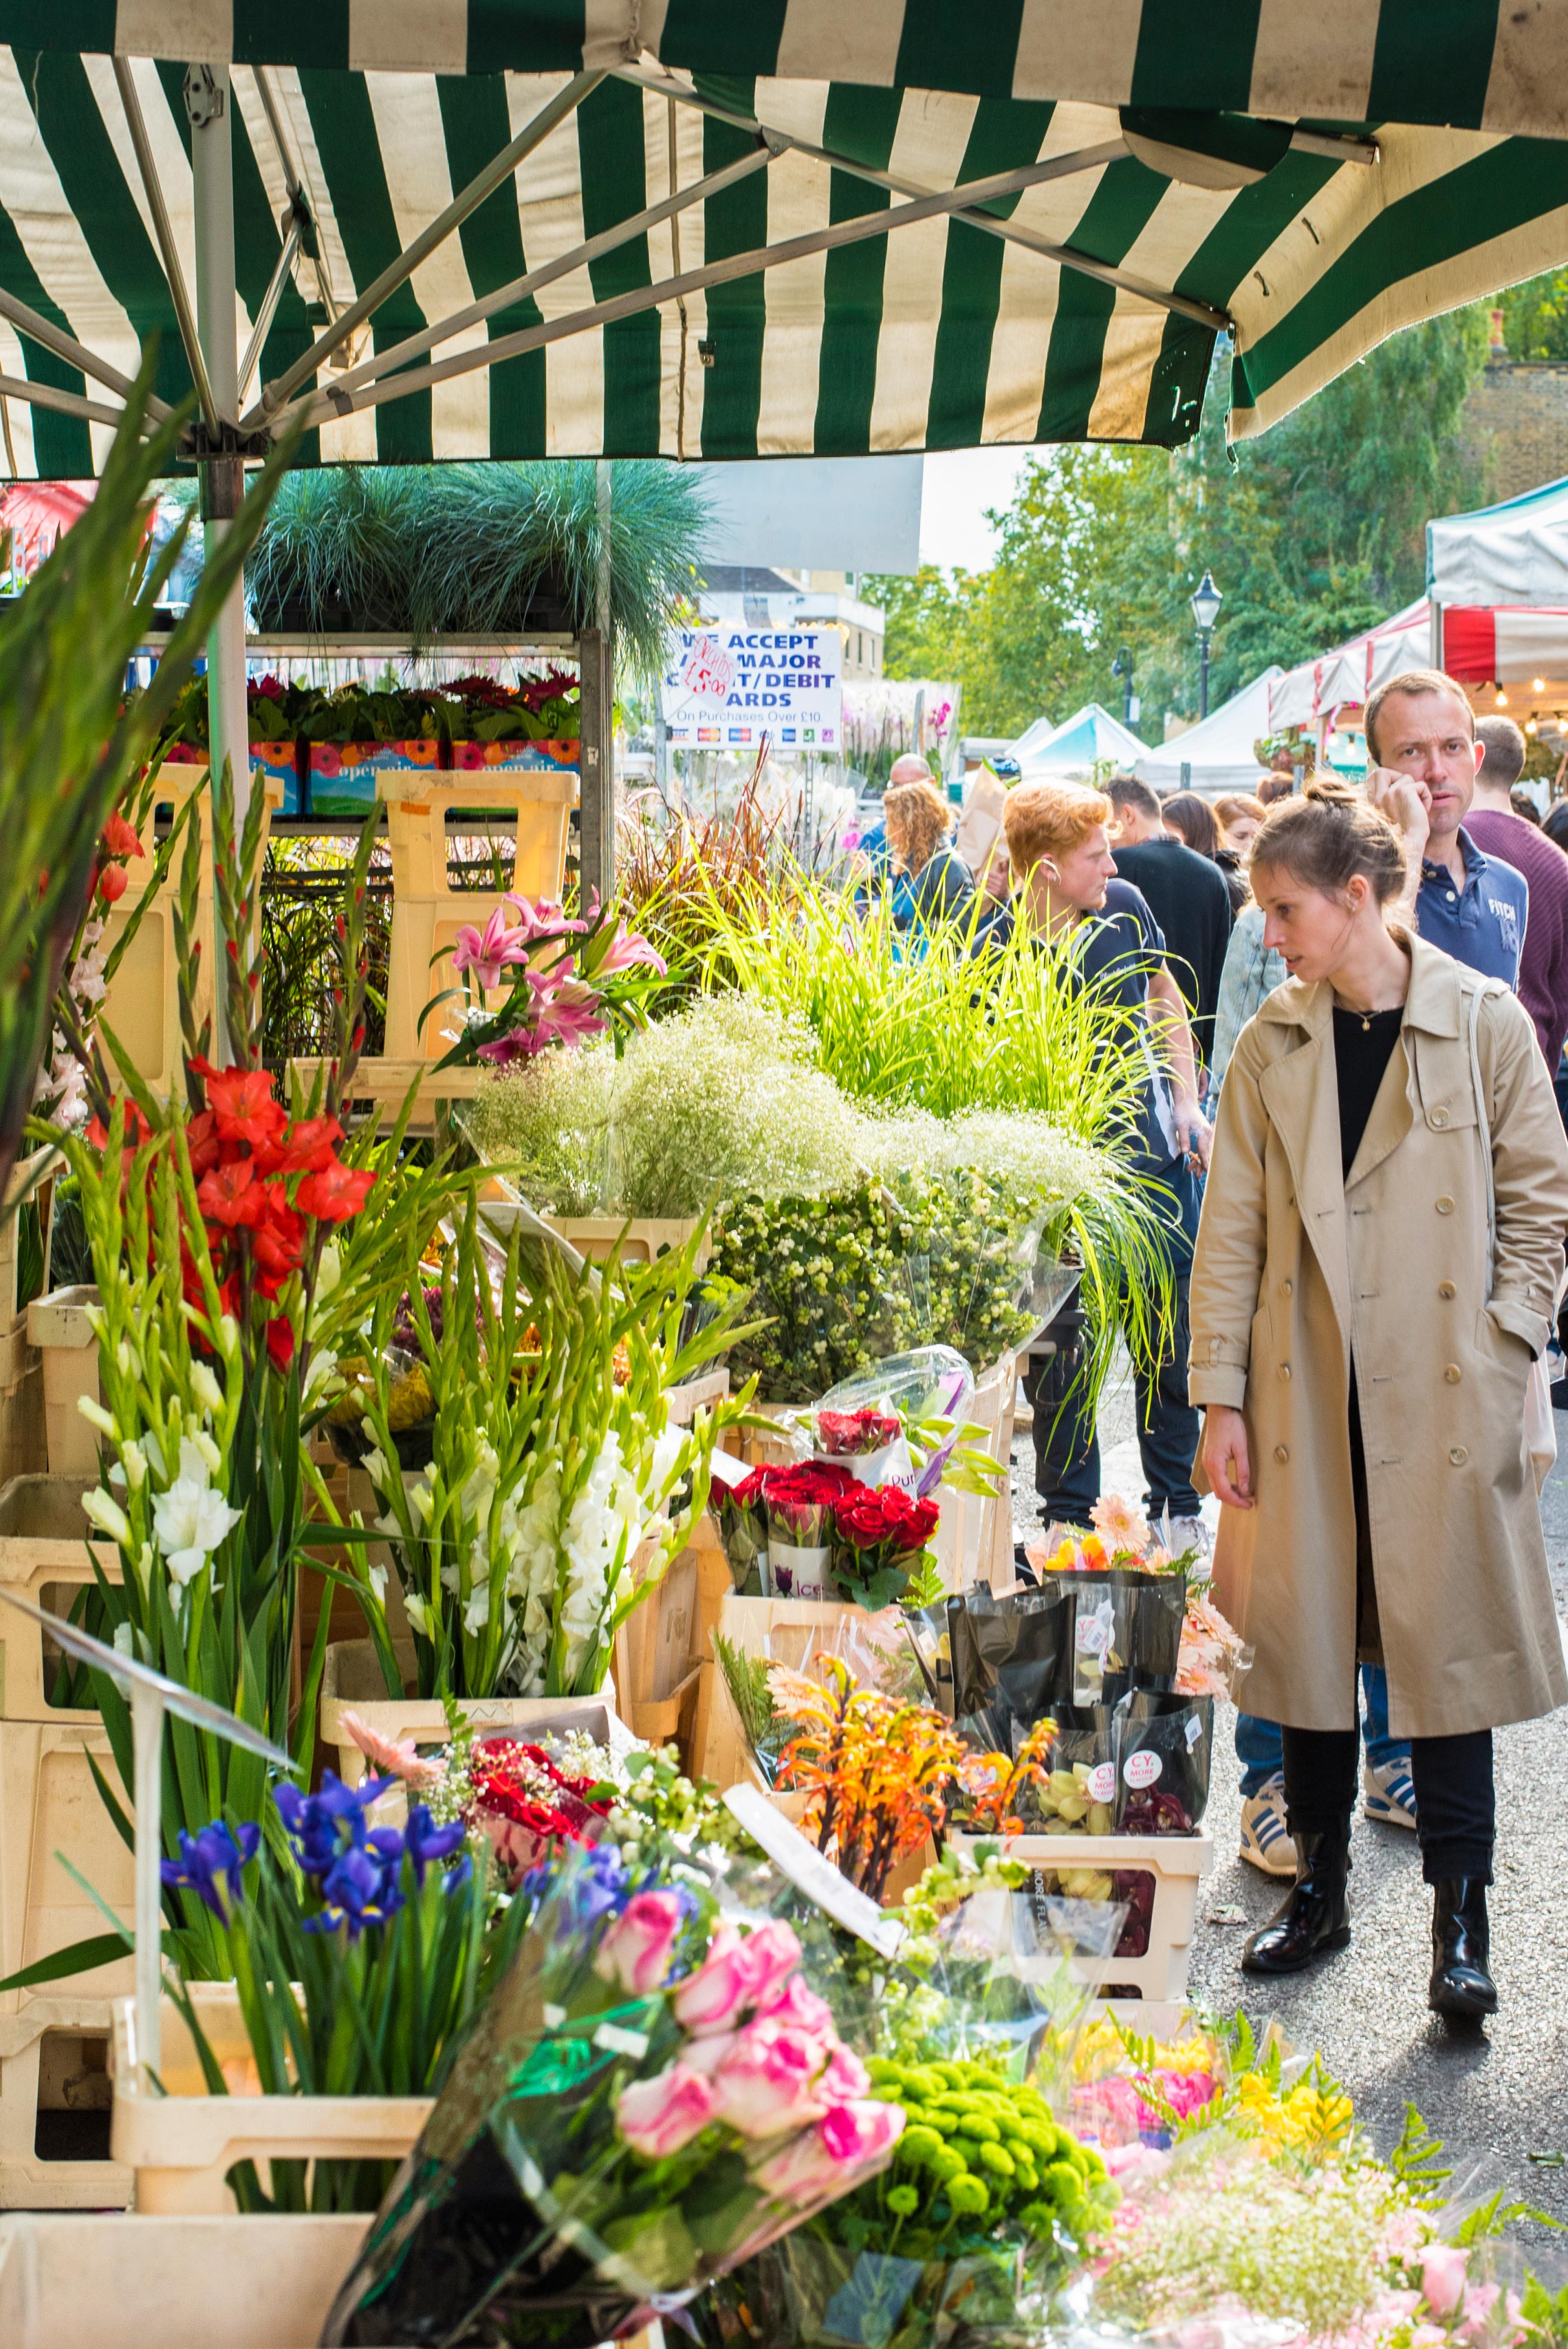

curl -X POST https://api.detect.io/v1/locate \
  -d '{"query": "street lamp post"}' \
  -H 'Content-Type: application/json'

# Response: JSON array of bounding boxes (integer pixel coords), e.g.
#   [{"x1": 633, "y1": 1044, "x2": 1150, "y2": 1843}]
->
[
  {"x1": 1111, "y1": 645, "x2": 1137, "y2": 728},
  {"x1": 1190, "y1": 569, "x2": 1223, "y2": 720}
]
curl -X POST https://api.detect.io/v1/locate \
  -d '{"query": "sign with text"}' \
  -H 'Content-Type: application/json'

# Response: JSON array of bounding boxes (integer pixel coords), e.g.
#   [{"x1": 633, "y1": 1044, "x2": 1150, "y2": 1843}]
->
[{"x1": 661, "y1": 625, "x2": 842, "y2": 750}]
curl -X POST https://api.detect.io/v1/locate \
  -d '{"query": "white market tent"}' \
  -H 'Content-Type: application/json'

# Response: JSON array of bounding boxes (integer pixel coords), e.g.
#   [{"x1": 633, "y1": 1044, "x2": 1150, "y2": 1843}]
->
[
  {"x1": 1268, "y1": 600, "x2": 1434, "y2": 731},
  {"x1": 1016, "y1": 703, "x2": 1148, "y2": 780},
  {"x1": 1428, "y1": 473, "x2": 1568, "y2": 609},
  {"x1": 1134, "y1": 666, "x2": 1283, "y2": 795}
]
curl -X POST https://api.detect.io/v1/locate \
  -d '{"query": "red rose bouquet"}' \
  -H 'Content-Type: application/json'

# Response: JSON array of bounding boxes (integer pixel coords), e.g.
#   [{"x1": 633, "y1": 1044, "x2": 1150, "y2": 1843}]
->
[
  {"x1": 468, "y1": 1734, "x2": 615, "y2": 1883},
  {"x1": 829, "y1": 1484, "x2": 941, "y2": 1611},
  {"x1": 814, "y1": 1406, "x2": 902, "y2": 1458},
  {"x1": 762, "y1": 1462, "x2": 857, "y2": 1601},
  {"x1": 716, "y1": 1463, "x2": 772, "y2": 1596}
]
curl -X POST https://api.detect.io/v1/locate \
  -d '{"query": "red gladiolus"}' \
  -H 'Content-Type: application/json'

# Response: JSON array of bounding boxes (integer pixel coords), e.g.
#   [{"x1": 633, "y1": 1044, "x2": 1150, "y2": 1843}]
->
[
  {"x1": 96, "y1": 861, "x2": 127, "y2": 903},
  {"x1": 86, "y1": 1101, "x2": 153, "y2": 1151},
  {"x1": 265, "y1": 1317, "x2": 296, "y2": 1373},
  {"x1": 270, "y1": 1116, "x2": 345, "y2": 1176},
  {"x1": 294, "y1": 1160, "x2": 375, "y2": 1223},
  {"x1": 199, "y1": 1065, "x2": 287, "y2": 1149},
  {"x1": 250, "y1": 1202, "x2": 305, "y2": 1294},
  {"x1": 102, "y1": 810, "x2": 143, "y2": 860},
  {"x1": 197, "y1": 1159, "x2": 269, "y2": 1231},
  {"x1": 184, "y1": 1108, "x2": 224, "y2": 1179}
]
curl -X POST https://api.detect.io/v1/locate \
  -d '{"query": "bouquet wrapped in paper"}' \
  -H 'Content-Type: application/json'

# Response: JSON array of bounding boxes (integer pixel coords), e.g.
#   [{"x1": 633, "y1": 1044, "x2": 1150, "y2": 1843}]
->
[
  {"x1": 829, "y1": 1484, "x2": 941, "y2": 1612},
  {"x1": 763, "y1": 1462, "x2": 858, "y2": 1600},
  {"x1": 321, "y1": 1842, "x2": 903, "y2": 2348}
]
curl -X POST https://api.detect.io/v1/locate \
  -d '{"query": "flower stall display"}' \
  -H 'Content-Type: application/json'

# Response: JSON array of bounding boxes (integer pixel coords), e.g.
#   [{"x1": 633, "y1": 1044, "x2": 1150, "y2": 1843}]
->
[
  {"x1": 428, "y1": 888, "x2": 670, "y2": 1072},
  {"x1": 705, "y1": 2053, "x2": 1115, "y2": 2349},
  {"x1": 345, "y1": 1202, "x2": 752, "y2": 1703},
  {"x1": 154, "y1": 671, "x2": 314, "y2": 810},
  {"x1": 319, "y1": 1841, "x2": 903, "y2": 2348},
  {"x1": 443, "y1": 667, "x2": 581, "y2": 768}
]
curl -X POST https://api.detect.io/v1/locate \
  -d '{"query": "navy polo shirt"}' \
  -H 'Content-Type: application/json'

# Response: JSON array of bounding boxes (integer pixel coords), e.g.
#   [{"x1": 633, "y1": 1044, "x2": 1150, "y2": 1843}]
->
[{"x1": 1416, "y1": 825, "x2": 1528, "y2": 987}]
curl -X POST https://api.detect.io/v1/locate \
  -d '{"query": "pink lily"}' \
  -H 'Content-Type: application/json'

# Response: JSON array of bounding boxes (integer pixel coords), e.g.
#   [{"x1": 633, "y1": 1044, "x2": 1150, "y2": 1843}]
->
[
  {"x1": 588, "y1": 922, "x2": 667, "y2": 979},
  {"x1": 450, "y1": 901, "x2": 532, "y2": 991}
]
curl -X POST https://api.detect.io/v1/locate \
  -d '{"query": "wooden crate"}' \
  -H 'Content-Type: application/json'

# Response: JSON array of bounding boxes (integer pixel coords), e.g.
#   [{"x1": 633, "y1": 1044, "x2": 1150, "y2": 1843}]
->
[
  {"x1": 931, "y1": 1348, "x2": 1020, "y2": 1594},
  {"x1": 699, "y1": 1590, "x2": 881, "y2": 1791},
  {"x1": 611, "y1": 1540, "x2": 701, "y2": 1755},
  {"x1": 0, "y1": 1475, "x2": 119, "y2": 1722},
  {"x1": 0, "y1": 2000, "x2": 126, "y2": 2210}
]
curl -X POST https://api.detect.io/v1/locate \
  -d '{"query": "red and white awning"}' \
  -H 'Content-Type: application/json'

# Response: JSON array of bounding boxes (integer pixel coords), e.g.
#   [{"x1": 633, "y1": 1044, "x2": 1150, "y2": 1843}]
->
[{"x1": 1270, "y1": 598, "x2": 1568, "y2": 730}]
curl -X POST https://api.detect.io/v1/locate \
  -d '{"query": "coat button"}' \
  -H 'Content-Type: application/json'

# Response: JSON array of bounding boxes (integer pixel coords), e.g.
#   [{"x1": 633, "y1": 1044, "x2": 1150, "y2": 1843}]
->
[
  {"x1": 1274, "y1": 1444, "x2": 1289, "y2": 1463},
  {"x1": 1278, "y1": 1363, "x2": 1292, "y2": 1380},
  {"x1": 1431, "y1": 1106, "x2": 1450, "y2": 1127},
  {"x1": 1449, "y1": 1445, "x2": 1468, "y2": 1465},
  {"x1": 1435, "y1": 1196, "x2": 1454, "y2": 1215},
  {"x1": 1444, "y1": 1364, "x2": 1461, "y2": 1384},
  {"x1": 1438, "y1": 1281, "x2": 1456, "y2": 1299},
  {"x1": 1281, "y1": 1279, "x2": 1294, "y2": 1297}
]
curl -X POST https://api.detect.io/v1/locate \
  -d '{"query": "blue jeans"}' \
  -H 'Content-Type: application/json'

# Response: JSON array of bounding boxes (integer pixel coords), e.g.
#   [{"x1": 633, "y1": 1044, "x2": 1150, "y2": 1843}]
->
[{"x1": 1237, "y1": 1669, "x2": 1405, "y2": 1796}]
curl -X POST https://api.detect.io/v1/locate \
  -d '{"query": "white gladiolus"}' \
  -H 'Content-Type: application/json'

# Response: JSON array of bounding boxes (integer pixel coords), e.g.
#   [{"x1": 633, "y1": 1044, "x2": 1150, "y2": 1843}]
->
[
  {"x1": 217, "y1": 1314, "x2": 240, "y2": 1359},
  {"x1": 151, "y1": 1438, "x2": 242, "y2": 1588},
  {"x1": 189, "y1": 1363, "x2": 224, "y2": 1417},
  {"x1": 303, "y1": 1346, "x2": 339, "y2": 1403},
  {"x1": 316, "y1": 1242, "x2": 341, "y2": 1300},
  {"x1": 81, "y1": 1489, "x2": 132, "y2": 1548},
  {"x1": 76, "y1": 1396, "x2": 118, "y2": 1438},
  {"x1": 404, "y1": 1593, "x2": 433, "y2": 1637},
  {"x1": 120, "y1": 1440, "x2": 146, "y2": 1491},
  {"x1": 360, "y1": 1448, "x2": 389, "y2": 1493},
  {"x1": 190, "y1": 1430, "x2": 223, "y2": 1478},
  {"x1": 366, "y1": 1563, "x2": 386, "y2": 1607}
]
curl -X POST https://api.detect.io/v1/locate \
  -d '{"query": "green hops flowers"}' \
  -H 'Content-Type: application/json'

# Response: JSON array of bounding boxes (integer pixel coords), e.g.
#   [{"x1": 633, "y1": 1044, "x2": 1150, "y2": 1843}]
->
[
  {"x1": 948, "y1": 2175, "x2": 990, "y2": 2218},
  {"x1": 1044, "y1": 2161, "x2": 1085, "y2": 2204},
  {"x1": 886, "y1": 2186, "x2": 920, "y2": 2218},
  {"x1": 977, "y1": 2143, "x2": 1016, "y2": 2179},
  {"x1": 928, "y1": 2145, "x2": 968, "y2": 2183},
  {"x1": 900, "y1": 2126, "x2": 944, "y2": 2167}
]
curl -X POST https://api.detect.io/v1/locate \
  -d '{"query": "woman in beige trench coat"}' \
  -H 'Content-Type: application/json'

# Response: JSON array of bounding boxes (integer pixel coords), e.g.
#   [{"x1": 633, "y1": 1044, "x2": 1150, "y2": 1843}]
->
[{"x1": 1190, "y1": 783, "x2": 1568, "y2": 2022}]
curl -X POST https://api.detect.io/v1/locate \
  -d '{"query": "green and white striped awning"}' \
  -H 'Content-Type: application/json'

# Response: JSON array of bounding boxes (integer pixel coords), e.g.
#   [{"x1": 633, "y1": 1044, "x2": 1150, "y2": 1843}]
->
[{"x1": 1, "y1": 6, "x2": 1567, "y2": 472}]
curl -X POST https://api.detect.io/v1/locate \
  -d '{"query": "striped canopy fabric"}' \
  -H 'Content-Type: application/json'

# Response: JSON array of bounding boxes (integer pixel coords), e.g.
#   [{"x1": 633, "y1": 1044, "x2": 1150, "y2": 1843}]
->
[{"x1": 0, "y1": 8, "x2": 1566, "y2": 471}]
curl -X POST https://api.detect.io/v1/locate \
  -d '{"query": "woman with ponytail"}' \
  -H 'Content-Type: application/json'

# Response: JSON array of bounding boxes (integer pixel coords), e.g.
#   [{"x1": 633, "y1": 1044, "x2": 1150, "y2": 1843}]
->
[{"x1": 1190, "y1": 781, "x2": 1568, "y2": 2022}]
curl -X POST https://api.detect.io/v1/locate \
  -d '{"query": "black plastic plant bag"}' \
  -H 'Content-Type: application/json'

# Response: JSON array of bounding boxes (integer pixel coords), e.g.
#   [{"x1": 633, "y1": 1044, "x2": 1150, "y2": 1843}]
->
[
  {"x1": 1113, "y1": 1690, "x2": 1214, "y2": 1835},
  {"x1": 946, "y1": 1585, "x2": 1071, "y2": 1753},
  {"x1": 1043, "y1": 1568, "x2": 1186, "y2": 1707},
  {"x1": 1019, "y1": 1704, "x2": 1118, "y2": 1833}
]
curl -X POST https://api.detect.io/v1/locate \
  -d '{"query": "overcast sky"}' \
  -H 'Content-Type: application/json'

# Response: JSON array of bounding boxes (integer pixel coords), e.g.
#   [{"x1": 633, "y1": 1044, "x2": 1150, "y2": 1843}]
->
[{"x1": 917, "y1": 447, "x2": 1034, "y2": 573}]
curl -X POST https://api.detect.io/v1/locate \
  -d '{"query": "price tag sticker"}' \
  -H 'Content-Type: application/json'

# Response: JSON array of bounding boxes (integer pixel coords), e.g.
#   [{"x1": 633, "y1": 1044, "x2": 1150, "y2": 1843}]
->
[
  {"x1": 1086, "y1": 1762, "x2": 1116, "y2": 1804},
  {"x1": 1186, "y1": 1714, "x2": 1204, "y2": 1749},
  {"x1": 1124, "y1": 1748, "x2": 1163, "y2": 1790}
]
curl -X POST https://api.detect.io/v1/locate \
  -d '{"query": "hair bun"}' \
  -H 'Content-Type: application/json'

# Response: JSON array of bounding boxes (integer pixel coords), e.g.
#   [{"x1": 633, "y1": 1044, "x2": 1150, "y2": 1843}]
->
[{"x1": 1303, "y1": 778, "x2": 1358, "y2": 810}]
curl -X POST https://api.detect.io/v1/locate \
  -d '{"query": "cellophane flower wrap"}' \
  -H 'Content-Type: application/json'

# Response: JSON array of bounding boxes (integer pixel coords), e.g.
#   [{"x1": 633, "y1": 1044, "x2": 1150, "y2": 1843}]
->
[
  {"x1": 320, "y1": 1840, "x2": 904, "y2": 2349},
  {"x1": 717, "y1": 1464, "x2": 772, "y2": 1596},
  {"x1": 763, "y1": 1463, "x2": 856, "y2": 1601}
]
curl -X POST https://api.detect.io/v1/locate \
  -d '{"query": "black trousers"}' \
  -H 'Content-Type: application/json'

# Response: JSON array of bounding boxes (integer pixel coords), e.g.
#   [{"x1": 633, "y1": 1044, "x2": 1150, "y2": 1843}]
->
[{"x1": 1281, "y1": 1724, "x2": 1495, "y2": 1884}]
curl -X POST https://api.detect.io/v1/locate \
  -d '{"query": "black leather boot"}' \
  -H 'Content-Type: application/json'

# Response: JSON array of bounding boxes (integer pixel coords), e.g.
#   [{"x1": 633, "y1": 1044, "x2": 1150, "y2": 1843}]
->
[
  {"x1": 1241, "y1": 1828, "x2": 1352, "y2": 1974},
  {"x1": 1429, "y1": 1879, "x2": 1496, "y2": 2021}
]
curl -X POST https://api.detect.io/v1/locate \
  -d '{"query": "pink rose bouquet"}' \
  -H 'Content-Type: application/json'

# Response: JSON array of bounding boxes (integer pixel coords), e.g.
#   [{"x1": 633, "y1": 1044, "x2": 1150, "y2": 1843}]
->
[{"x1": 323, "y1": 1841, "x2": 899, "y2": 2349}]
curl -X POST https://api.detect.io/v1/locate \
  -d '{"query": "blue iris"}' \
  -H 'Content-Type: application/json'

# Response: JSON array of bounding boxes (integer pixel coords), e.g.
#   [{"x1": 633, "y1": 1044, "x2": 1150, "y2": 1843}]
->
[
  {"x1": 274, "y1": 1771, "x2": 395, "y2": 1878},
  {"x1": 160, "y1": 1820, "x2": 260, "y2": 1926},
  {"x1": 404, "y1": 1804, "x2": 467, "y2": 1885}
]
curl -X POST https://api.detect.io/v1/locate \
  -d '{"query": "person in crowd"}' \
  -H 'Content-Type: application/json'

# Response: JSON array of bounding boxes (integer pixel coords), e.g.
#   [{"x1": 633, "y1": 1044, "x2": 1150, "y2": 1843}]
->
[
  {"x1": 855, "y1": 751, "x2": 935, "y2": 878},
  {"x1": 1463, "y1": 715, "x2": 1568, "y2": 1072},
  {"x1": 1257, "y1": 769, "x2": 1297, "y2": 808},
  {"x1": 1512, "y1": 788, "x2": 1543, "y2": 825},
  {"x1": 1232, "y1": 673, "x2": 1537, "y2": 1879},
  {"x1": 1215, "y1": 794, "x2": 1268, "y2": 858},
  {"x1": 884, "y1": 773, "x2": 974, "y2": 930},
  {"x1": 1107, "y1": 775, "x2": 1234, "y2": 1065},
  {"x1": 994, "y1": 782, "x2": 1212, "y2": 1551},
  {"x1": 1191, "y1": 781, "x2": 1568, "y2": 2019},
  {"x1": 1164, "y1": 790, "x2": 1250, "y2": 915},
  {"x1": 1543, "y1": 799, "x2": 1568, "y2": 856}
]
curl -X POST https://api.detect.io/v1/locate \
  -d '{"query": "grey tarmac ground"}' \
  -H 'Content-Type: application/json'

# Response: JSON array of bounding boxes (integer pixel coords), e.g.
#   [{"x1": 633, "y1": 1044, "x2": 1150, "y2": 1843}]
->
[{"x1": 1010, "y1": 1376, "x2": 1568, "y2": 2248}]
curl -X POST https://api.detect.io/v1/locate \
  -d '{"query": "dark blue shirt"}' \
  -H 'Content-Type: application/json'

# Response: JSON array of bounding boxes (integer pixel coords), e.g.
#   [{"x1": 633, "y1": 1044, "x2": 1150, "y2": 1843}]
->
[{"x1": 1416, "y1": 825, "x2": 1528, "y2": 986}]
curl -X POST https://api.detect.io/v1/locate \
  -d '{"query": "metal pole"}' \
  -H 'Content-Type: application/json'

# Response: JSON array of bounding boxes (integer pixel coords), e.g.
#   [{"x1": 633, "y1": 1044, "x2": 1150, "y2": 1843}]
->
[
  {"x1": 188, "y1": 63, "x2": 248, "y2": 1061},
  {"x1": 131, "y1": 1681, "x2": 164, "y2": 2088},
  {"x1": 1199, "y1": 630, "x2": 1211, "y2": 721}
]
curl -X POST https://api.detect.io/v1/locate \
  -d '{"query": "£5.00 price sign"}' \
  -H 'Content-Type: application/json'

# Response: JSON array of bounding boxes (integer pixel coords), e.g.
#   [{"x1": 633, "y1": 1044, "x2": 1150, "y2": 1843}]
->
[{"x1": 661, "y1": 625, "x2": 842, "y2": 750}]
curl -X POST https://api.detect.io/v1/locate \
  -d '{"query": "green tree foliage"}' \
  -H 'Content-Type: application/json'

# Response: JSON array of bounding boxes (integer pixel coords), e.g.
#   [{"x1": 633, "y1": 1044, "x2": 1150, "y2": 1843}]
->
[
  {"x1": 1496, "y1": 269, "x2": 1568, "y2": 362},
  {"x1": 870, "y1": 300, "x2": 1490, "y2": 740}
]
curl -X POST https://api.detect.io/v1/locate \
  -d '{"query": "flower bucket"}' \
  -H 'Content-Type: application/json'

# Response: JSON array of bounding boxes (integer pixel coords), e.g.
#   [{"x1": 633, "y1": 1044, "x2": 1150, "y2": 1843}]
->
[
  {"x1": 306, "y1": 738, "x2": 439, "y2": 820},
  {"x1": 24, "y1": 1290, "x2": 100, "y2": 1481},
  {"x1": 109, "y1": 1987, "x2": 430, "y2": 2216},
  {"x1": 317, "y1": 1637, "x2": 632, "y2": 1791},
  {"x1": 444, "y1": 735, "x2": 578, "y2": 772}
]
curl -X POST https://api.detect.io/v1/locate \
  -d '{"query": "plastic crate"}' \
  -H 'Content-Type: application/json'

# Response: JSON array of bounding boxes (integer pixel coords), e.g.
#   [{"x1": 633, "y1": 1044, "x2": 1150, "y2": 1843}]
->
[
  {"x1": 25, "y1": 1290, "x2": 100, "y2": 1481},
  {"x1": 0, "y1": 1476, "x2": 120, "y2": 1722},
  {"x1": 0, "y1": 2212, "x2": 373, "y2": 2348},
  {"x1": 950, "y1": 1829, "x2": 1215, "y2": 2003},
  {"x1": 0, "y1": 2000, "x2": 127, "y2": 2209},
  {"x1": 110, "y1": 1988, "x2": 428, "y2": 2216},
  {"x1": 0, "y1": 1720, "x2": 133, "y2": 2017}
]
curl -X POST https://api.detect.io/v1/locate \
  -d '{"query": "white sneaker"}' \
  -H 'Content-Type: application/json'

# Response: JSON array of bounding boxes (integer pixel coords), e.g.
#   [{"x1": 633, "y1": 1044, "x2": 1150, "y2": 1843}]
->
[
  {"x1": 1362, "y1": 1758, "x2": 1418, "y2": 1830},
  {"x1": 1239, "y1": 1775, "x2": 1297, "y2": 1876},
  {"x1": 1165, "y1": 1513, "x2": 1211, "y2": 1561}
]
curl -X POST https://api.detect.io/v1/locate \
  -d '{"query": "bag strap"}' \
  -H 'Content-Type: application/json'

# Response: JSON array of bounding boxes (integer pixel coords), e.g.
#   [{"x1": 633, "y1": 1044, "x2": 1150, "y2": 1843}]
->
[{"x1": 1464, "y1": 981, "x2": 1498, "y2": 1294}]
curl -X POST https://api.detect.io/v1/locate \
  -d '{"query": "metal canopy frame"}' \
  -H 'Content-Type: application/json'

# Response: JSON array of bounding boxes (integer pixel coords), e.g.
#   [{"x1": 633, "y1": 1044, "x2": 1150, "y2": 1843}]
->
[{"x1": 0, "y1": 55, "x2": 1367, "y2": 934}]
